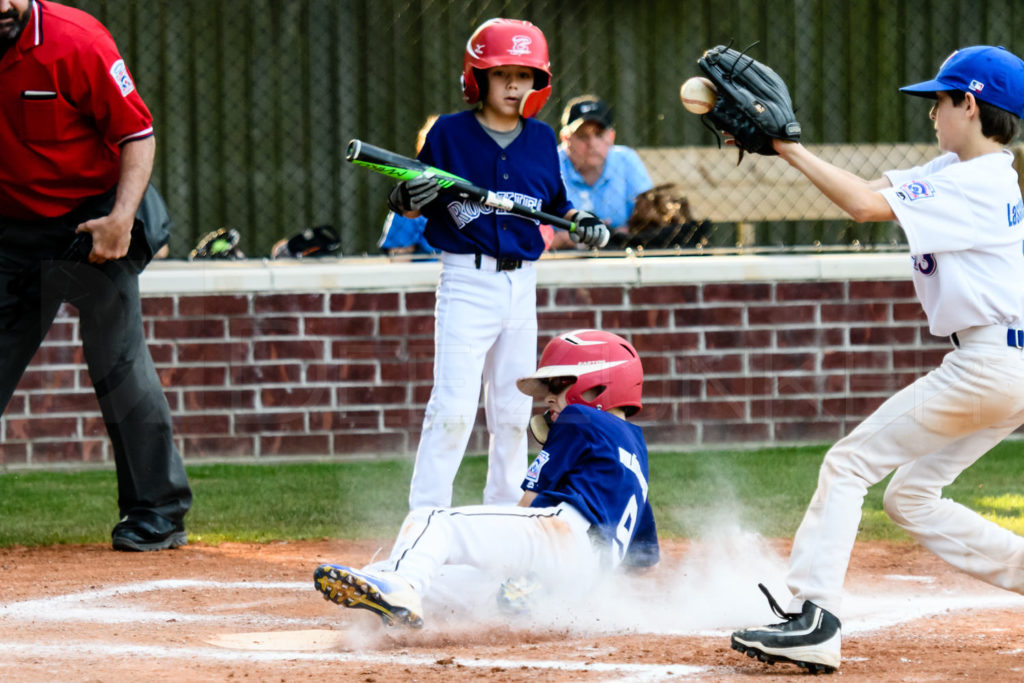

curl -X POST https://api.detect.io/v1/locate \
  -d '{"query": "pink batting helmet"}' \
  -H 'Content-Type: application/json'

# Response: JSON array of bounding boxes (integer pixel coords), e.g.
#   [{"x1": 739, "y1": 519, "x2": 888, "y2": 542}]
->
[
  {"x1": 461, "y1": 18, "x2": 552, "y2": 118},
  {"x1": 517, "y1": 329, "x2": 644, "y2": 416}
]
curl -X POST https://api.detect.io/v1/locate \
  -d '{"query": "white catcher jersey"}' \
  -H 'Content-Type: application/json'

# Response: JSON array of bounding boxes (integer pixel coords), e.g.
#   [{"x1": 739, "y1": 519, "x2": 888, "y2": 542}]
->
[{"x1": 880, "y1": 150, "x2": 1024, "y2": 337}]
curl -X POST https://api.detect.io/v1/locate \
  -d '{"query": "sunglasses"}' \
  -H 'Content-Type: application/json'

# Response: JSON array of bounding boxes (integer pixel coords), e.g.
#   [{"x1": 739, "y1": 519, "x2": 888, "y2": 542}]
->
[{"x1": 541, "y1": 376, "x2": 576, "y2": 394}]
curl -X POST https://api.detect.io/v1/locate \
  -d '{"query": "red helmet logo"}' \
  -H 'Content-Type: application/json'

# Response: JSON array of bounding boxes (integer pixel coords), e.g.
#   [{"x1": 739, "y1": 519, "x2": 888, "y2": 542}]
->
[{"x1": 508, "y1": 35, "x2": 533, "y2": 56}]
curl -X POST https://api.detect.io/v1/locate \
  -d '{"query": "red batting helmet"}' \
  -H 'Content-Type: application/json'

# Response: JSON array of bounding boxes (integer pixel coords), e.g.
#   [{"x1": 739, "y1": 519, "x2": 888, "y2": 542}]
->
[
  {"x1": 461, "y1": 18, "x2": 552, "y2": 118},
  {"x1": 517, "y1": 329, "x2": 644, "y2": 416}
]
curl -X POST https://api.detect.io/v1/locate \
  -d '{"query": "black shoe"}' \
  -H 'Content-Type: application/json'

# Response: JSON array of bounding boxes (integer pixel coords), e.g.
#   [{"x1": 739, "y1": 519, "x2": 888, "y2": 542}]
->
[
  {"x1": 112, "y1": 512, "x2": 187, "y2": 552},
  {"x1": 730, "y1": 583, "x2": 841, "y2": 674}
]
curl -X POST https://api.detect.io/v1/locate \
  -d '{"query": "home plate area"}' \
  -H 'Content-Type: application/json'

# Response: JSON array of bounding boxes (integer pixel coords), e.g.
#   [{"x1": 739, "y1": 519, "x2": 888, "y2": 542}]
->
[{"x1": 0, "y1": 539, "x2": 1021, "y2": 681}]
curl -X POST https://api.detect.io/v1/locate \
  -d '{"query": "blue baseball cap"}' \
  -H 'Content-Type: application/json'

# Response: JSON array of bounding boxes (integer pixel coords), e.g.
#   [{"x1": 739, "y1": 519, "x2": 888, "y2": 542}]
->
[{"x1": 899, "y1": 45, "x2": 1024, "y2": 117}]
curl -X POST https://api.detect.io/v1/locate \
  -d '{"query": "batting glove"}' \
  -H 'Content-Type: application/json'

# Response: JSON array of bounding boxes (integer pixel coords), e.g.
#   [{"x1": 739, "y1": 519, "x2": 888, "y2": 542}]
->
[
  {"x1": 570, "y1": 211, "x2": 610, "y2": 248},
  {"x1": 388, "y1": 175, "x2": 440, "y2": 214}
]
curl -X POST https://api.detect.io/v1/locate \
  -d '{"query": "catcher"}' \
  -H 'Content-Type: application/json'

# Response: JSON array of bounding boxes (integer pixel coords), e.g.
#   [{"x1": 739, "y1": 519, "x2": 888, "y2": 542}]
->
[
  {"x1": 696, "y1": 44, "x2": 1024, "y2": 674},
  {"x1": 313, "y1": 329, "x2": 659, "y2": 627}
]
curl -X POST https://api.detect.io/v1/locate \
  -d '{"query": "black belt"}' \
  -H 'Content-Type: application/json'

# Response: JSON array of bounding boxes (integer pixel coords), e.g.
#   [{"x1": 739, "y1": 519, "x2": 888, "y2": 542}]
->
[{"x1": 474, "y1": 253, "x2": 522, "y2": 271}]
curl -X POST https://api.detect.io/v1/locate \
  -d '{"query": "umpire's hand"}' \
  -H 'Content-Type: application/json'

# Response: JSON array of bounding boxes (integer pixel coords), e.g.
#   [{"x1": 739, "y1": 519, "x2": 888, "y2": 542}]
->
[{"x1": 77, "y1": 212, "x2": 133, "y2": 263}]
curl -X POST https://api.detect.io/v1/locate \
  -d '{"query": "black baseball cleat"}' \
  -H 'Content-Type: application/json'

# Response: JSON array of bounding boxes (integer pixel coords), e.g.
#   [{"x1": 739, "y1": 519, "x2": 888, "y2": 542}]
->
[
  {"x1": 730, "y1": 583, "x2": 841, "y2": 674},
  {"x1": 314, "y1": 564, "x2": 424, "y2": 628},
  {"x1": 111, "y1": 513, "x2": 187, "y2": 552}
]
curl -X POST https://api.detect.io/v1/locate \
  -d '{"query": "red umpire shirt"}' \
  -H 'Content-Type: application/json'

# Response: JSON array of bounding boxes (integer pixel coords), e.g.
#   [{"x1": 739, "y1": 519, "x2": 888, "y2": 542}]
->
[{"x1": 0, "y1": 0, "x2": 154, "y2": 220}]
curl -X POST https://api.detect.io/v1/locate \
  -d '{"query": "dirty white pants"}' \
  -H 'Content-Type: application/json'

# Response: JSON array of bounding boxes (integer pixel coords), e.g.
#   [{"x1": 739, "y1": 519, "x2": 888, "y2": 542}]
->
[
  {"x1": 408, "y1": 253, "x2": 537, "y2": 510},
  {"x1": 373, "y1": 502, "x2": 600, "y2": 599},
  {"x1": 787, "y1": 326, "x2": 1024, "y2": 616}
]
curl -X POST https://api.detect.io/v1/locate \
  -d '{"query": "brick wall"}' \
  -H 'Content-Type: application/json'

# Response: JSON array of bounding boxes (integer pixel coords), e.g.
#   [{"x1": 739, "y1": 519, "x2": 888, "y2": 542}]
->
[{"x1": 0, "y1": 254, "x2": 959, "y2": 467}]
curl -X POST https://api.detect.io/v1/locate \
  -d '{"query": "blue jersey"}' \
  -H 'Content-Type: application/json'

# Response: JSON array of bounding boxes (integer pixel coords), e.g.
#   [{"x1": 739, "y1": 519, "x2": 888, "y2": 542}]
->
[
  {"x1": 418, "y1": 110, "x2": 572, "y2": 261},
  {"x1": 523, "y1": 404, "x2": 659, "y2": 568},
  {"x1": 558, "y1": 145, "x2": 654, "y2": 230}
]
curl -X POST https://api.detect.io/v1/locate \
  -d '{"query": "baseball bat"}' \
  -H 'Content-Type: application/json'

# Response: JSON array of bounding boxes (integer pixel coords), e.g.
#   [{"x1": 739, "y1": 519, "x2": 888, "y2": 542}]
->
[{"x1": 345, "y1": 139, "x2": 585, "y2": 237}]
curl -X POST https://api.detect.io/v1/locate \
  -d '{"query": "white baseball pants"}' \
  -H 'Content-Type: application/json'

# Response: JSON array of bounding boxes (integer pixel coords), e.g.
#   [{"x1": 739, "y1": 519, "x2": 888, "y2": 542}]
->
[
  {"x1": 370, "y1": 502, "x2": 600, "y2": 599},
  {"x1": 408, "y1": 253, "x2": 537, "y2": 510},
  {"x1": 787, "y1": 325, "x2": 1024, "y2": 616}
]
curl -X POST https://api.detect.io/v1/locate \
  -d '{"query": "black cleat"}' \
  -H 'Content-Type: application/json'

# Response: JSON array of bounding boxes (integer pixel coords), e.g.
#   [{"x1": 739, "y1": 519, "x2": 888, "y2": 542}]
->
[{"x1": 730, "y1": 583, "x2": 840, "y2": 674}]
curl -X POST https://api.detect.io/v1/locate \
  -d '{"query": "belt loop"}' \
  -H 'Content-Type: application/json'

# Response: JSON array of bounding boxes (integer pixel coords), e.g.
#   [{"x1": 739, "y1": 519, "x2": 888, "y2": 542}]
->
[
  {"x1": 1017, "y1": 329, "x2": 1024, "y2": 349},
  {"x1": 474, "y1": 253, "x2": 482, "y2": 270},
  {"x1": 951, "y1": 332, "x2": 960, "y2": 348}
]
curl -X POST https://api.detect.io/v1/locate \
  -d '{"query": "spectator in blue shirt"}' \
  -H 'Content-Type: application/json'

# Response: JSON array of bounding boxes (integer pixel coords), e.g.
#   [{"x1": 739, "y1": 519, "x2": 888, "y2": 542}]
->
[
  {"x1": 378, "y1": 115, "x2": 441, "y2": 258},
  {"x1": 378, "y1": 212, "x2": 437, "y2": 257},
  {"x1": 554, "y1": 95, "x2": 654, "y2": 250}
]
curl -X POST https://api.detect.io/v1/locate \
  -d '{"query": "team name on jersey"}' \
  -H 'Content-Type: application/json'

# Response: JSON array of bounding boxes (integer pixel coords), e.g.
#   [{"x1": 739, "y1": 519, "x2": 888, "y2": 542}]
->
[
  {"x1": 1008, "y1": 198, "x2": 1024, "y2": 228},
  {"x1": 446, "y1": 192, "x2": 542, "y2": 230}
]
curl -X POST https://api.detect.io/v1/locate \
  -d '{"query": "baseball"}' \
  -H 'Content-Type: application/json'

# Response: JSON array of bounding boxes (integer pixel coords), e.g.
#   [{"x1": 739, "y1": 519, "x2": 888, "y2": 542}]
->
[{"x1": 680, "y1": 77, "x2": 717, "y2": 115}]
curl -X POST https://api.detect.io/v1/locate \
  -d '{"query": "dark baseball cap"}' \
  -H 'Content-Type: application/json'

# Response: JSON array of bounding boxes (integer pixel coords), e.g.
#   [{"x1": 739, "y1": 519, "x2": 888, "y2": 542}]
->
[
  {"x1": 899, "y1": 45, "x2": 1024, "y2": 117},
  {"x1": 561, "y1": 96, "x2": 614, "y2": 134}
]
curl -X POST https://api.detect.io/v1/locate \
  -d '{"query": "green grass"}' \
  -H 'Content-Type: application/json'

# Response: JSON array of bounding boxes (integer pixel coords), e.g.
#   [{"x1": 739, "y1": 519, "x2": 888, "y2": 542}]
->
[{"x1": 1, "y1": 442, "x2": 1022, "y2": 547}]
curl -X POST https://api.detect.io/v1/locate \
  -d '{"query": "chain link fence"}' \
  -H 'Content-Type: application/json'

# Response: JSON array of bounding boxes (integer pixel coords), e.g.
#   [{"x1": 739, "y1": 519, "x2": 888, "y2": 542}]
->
[{"x1": 68, "y1": 0, "x2": 1024, "y2": 258}]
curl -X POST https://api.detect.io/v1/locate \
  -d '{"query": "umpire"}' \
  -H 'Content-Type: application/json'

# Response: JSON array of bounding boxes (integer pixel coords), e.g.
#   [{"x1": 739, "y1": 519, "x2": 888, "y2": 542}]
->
[{"x1": 0, "y1": 0, "x2": 192, "y2": 551}]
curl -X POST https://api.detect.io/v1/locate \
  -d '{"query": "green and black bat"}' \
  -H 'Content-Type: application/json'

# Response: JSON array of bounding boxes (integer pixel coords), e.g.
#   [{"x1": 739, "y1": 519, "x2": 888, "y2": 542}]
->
[{"x1": 346, "y1": 139, "x2": 583, "y2": 236}]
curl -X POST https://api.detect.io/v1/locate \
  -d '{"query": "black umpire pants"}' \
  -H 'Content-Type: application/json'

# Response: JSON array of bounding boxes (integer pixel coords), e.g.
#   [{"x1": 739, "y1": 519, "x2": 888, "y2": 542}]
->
[{"x1": 0, "y1": 188, "x2": 192, "y2": 527}]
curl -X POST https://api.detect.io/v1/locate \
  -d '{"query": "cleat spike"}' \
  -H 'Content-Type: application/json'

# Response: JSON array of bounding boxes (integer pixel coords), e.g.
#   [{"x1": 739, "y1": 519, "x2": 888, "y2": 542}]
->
[{"x1": 313, "y1": 564, "x2": 424, "y2": 629}]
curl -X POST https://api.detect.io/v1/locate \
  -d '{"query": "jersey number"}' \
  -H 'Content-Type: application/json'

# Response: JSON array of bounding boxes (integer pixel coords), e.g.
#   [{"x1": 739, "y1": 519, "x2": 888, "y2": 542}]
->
[
  {"x1": 612, "y1": 447, "x2": 649, "y2": 566},
  {"x1": 912, "y1": 253, "x2": 936, "y2": 275}
]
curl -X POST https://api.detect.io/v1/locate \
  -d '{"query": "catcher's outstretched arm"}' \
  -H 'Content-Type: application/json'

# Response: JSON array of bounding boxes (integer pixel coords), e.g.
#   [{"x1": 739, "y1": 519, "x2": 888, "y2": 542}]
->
[{"x1": 773, "y1": 140, "x2": 896, "y2": 223}]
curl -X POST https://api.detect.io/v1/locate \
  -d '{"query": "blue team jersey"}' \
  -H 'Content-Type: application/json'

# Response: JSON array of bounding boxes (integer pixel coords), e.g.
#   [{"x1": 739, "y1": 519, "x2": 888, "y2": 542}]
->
[
  {"x1": 558, "y1": 145, "x2": 654, "y2": 230},
  {"x1": 523, "y1": 404, "x2": 659, "y2": 568},
  {"x1": 418, "y1": 110, "x2": 572, "y2": 261}
]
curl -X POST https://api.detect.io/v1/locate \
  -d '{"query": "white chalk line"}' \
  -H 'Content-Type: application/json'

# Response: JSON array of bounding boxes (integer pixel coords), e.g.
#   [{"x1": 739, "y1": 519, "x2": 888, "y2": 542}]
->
[
  {"x1": 0, "y1": 580, "x2": 326, "y2": 626},
  {"x1": 656, "y1": 590, "x2": 1024, "y2": 637},
  {"x1": 0, "y1": 642, "x2": 706, "y2": 680},
  {"x1": 5, "y1": 578, "x2": 1022, "y2": 632},
  {"x1": 840, "y1": 590, "x2": 1024, "y2": 634},
  {"x1": 2, "y1": 578, "x2": 1022, "y2": 678},
  {"x1": 4, "y1": 578, "x2": 1022, "y2": 635},
  {"x1": 0, "y1": 579, "x2": 711, "y2": 679}
]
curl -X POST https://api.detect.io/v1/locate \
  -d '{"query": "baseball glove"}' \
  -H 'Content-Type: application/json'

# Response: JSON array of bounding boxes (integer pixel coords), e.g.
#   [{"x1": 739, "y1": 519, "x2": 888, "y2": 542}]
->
[
  {"x1": 697, "y1": 43, "x2": 801, "y2": 161},
  {"x1": 188, "y1": 227, "x2": 245, "y2": 261},
  {"x1": 270, "y1": 224, "x2": 342, "y2": 259}
]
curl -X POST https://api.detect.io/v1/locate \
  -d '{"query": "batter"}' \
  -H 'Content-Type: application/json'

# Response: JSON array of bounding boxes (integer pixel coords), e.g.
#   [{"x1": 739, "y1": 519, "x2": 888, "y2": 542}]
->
[{"x1": 386, "y1": 18, "x2": 608, "y2": 510}]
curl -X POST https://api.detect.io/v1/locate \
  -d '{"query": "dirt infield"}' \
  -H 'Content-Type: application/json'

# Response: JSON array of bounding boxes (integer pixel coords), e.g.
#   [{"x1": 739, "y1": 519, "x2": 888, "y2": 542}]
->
[{"x1": 1, "y1": 538, "x2": 1022, "y2": 681}]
